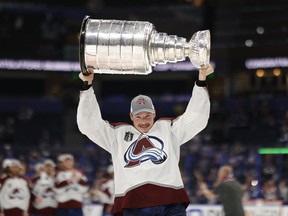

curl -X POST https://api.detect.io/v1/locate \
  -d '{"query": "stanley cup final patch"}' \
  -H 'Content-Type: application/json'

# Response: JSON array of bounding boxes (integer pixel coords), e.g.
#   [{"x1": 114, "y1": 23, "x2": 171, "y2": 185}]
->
[{"x1": 124, "y1": 131, "x2": 134, "y2": 142}]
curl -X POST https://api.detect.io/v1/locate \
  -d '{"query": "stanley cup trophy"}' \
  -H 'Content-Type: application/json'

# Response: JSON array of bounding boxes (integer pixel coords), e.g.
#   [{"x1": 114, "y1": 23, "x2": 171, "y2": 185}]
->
[{"x1": 79, "y1": 16, "x2": 211, "y2": 75}]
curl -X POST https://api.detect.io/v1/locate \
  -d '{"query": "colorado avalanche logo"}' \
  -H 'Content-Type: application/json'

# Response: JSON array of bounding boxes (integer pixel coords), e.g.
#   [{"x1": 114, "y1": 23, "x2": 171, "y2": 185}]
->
[
  {"x1": 9, "y1": 188, "x2": 26, "y2": 200},
  {"x1": 42, "y1": 188, "x2": 55, "y2": 198},
  {"x1": 124, "y1": 134, "x2": 167, "y2": 167}
]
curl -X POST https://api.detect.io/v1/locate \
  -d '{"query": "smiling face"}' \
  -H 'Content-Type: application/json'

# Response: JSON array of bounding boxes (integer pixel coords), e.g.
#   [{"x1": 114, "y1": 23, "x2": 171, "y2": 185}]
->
[{"x1": 130, "y1": 111, "x2": 156, "y2": 133}]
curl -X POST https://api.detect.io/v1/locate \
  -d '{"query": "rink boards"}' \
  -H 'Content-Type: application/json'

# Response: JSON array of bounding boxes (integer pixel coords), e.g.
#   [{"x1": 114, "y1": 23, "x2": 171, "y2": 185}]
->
[{"x1": 83, "y1": 201, "x2": 286, "y2": 216}]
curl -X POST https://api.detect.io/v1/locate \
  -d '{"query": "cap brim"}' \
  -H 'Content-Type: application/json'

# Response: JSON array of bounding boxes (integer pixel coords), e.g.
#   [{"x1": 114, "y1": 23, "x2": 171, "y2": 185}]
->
[{"x1": 132, "y1": 108, "x2": 155, "y2": 115}]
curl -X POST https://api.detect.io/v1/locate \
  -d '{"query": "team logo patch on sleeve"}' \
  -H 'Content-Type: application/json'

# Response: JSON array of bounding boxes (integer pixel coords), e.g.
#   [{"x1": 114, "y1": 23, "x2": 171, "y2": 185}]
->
[{"x1": 124, "y1": 134, "x2": 167, "y2": 167}]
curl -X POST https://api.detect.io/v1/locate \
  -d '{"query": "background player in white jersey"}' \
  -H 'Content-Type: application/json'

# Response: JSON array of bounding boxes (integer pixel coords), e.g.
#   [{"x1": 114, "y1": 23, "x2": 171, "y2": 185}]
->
[
  {"x1": 0, "y1": 159, "x2": 31, "y2": 216},
  {"x1": 30, "y1": 159, "x2": 57, "y2": 216},
  {"x1": 54, "y1": 153, "x2": 88, "y2": 216},
  {"x1": 77, "y1": 64, "x2": 213, "y2": 216},
  {"x1": 92, "y1": 164, "x2": 114, "y2": 216}
]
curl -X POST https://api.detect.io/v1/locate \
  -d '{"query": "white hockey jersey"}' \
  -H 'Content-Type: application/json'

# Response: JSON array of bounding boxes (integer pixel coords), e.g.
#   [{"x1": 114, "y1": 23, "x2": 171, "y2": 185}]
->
[
  {"x1": 97, "y1": 178, "x2": 115, "y2": 205},
  {"x1": 54, "y1": 169, "x2": 88, "y2": 208},
  {"x1": 77, "y1": 83, "x2": 210, "y2": 215},
  {"x1": 31, "y1": 172, "x2": 57, "y2": 209},
  {"x1": 0, "y1": 175, "x2": 31, "y2": 212}
]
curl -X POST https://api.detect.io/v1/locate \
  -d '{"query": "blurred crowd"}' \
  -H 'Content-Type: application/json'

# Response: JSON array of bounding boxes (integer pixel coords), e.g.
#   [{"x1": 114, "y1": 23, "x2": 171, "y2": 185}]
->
[
  {"x1": 0, "y1": 154, "x2": 114, "y2": 216},
  {"x1": 182, "y1": 93, "x2": 288, "y2": 204}
]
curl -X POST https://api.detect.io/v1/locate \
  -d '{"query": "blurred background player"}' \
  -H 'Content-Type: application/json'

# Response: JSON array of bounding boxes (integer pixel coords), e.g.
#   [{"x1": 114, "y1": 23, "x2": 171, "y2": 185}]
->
[
  {"x1": 30, "y1": 159, "x2": 57, "y2": 216},
  {"x1": 90, "y1": 164, "x2": 114, "y2": 216},
  {"x1": 195, "y1": 165, "x2": 246, "y2": 216},
  {"x1": 54, "y1": 153, "x2": 89, "y2": 216},
  {"x1": 0, "y1": 159, "x2": 31, "y2": 216}
]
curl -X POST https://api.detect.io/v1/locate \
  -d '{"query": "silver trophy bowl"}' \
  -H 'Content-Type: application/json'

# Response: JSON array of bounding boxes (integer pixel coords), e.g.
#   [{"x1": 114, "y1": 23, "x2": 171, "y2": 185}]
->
[
  {"x1": 188, "y1": 30, "x2": 211, "y2": 69},
  {"x1": 79, "y1": 16, "x2": 211, "y2": 75}
]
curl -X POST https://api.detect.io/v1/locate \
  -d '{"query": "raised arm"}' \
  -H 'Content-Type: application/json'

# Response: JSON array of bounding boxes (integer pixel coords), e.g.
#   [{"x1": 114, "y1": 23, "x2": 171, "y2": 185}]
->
[
  {"x1": 171, "y1": 64, "x2": 213, "y2": 145},
  {"x1": 76, "y1": 70, "x2": 115, "y2": 152}
]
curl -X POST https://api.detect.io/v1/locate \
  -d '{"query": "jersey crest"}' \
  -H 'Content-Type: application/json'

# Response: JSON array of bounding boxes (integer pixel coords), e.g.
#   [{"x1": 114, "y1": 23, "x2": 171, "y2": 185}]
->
[
  {"x1": 124, "y1": 134, "x2": 167, "y2": 167},
  {"x1": 9, "y1": 188, "x2": 26, "y2": 200},
  {"x1": 42, "y1": 188, "x2": 56, "y2": 198}
]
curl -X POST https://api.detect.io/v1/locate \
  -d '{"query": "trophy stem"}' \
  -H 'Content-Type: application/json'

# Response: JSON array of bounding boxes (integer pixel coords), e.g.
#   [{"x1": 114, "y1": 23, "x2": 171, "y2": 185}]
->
[
  {"x1": 149, "y1": 31, "x2": 187, "y2": 66},
  {"x1": 184, "y1": 43, "x2": 191, "y2": 57}
]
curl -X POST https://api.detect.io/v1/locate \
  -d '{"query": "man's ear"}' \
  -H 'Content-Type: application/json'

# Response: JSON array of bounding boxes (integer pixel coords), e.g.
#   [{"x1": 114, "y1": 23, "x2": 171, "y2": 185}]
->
[{"x1": 129, "y1": 113, "x2": 133, "y2": 121}]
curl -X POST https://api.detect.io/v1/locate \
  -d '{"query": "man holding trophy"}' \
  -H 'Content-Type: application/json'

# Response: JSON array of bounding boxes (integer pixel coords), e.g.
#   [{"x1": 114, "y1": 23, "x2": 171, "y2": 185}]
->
[{"x1": 77, "y1": 16, "x2": 213, "y2": 216}]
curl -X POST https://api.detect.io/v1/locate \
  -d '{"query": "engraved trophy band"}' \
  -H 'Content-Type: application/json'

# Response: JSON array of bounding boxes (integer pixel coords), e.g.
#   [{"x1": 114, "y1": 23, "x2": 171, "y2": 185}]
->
[{"x1": 79, "y1": 15, "x2": 211, "y2": 75}]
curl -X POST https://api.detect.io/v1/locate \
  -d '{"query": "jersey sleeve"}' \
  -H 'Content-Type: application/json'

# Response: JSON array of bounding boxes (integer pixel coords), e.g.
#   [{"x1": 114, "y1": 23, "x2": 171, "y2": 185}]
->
[
  {"x1": 171, "y1": 83, "x2": 210, "y2": 145},
  {"x1": 75, "y1": 171, "x2": 89, "y2": 194},
  {"x1": 77, "y1": 87, "x2": 116, "y2": 152}
]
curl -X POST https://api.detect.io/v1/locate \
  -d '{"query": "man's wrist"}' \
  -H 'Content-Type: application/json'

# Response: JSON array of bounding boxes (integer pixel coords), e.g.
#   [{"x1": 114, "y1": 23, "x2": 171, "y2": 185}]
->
[
  {"x1": 198, "y1": 73, "x2": 207, "y2": 81},
  {"x1": 196, "y1": 80, "x2": 207, "y2": 87},
  {"x1": 81, "y1": 81, "x2": 92, "y2": 91}
]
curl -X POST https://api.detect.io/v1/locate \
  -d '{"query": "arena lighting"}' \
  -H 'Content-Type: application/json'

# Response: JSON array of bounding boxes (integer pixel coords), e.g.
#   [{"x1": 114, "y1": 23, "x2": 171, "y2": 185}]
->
[
  {"x1": 258, "y1": 148, "x2": 288, "y2": 155},
  {"x1": 251, "y1": 180, "x2": 258, "y2": 186},
  {"x1": 0, "y1": 59, "x2": 216, "y2": 72},
  {"x1": 0, "y1": 59, "x2": 80, "y2": 72},
  {"x1": 154, "y1": 61, "x2": 216, "y2": 72},
  {"x1": 255, "y1": 69, "x2": 265, "y2": 77},
  {"x1": 273, "y1": 68, "x2": 281, "y2": 76},
  {"x1": 245, "y1": 39, "x2": 253, "y2": 47},
  {"x1": 256, "y1": 26, "x2": 264, "y2": 35},
  {"x1": 245, "y1": 57, "x2": 288, "y2": 69}
]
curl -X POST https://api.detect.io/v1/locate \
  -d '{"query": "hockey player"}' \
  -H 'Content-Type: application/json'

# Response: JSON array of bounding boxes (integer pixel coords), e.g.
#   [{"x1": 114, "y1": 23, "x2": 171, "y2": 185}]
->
[
  {"x1": 92, "y1": 165, "x2": 114, "y2": 216},
  {"x1": 54, "y1": 154, "x2": 88, "y2": 216},
  {"x1": 0, "y1": 159, "x2": 31, "y2": 216},
  {"x1": 77, "y1": 64, "x2": 213, "y2": 215},
  {"x1": 30, "y1": 159, "x2": 57, "y2": 216}
]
